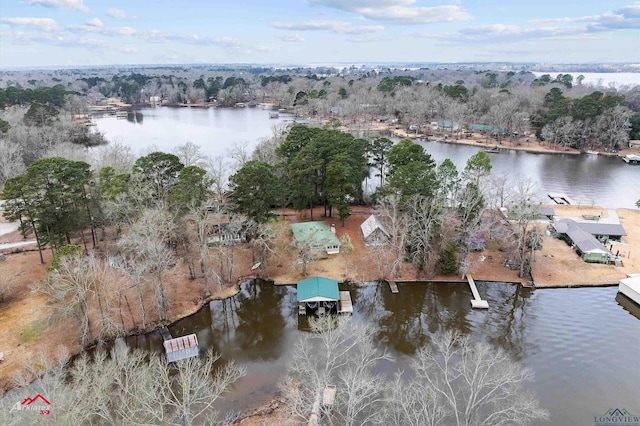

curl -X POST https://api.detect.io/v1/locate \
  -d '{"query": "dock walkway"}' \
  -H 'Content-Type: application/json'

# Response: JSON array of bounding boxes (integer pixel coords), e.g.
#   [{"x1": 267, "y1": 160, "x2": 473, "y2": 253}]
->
[
  {"x1": 338, "y1": 291, "x2": 353, "y2": 314},
  {"x1": 466, "y1": 274, "x2": 489, "y2": 309},
  {"x1": 159, "y1": 327, "x2": 172, "y2": 341},
  {"x1": 548, "y1": 193, "x2": 575, "y2": 205}
]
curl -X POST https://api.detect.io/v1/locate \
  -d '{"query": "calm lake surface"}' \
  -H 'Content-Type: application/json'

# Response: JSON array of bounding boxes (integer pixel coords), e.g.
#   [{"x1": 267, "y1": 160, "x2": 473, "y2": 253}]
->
[
  {"x1": 118, "y1": 280, "x2": 640, "y2": 426},
  {"x1": 95, "y1": 107, "x2": 639, "y2": 209}
]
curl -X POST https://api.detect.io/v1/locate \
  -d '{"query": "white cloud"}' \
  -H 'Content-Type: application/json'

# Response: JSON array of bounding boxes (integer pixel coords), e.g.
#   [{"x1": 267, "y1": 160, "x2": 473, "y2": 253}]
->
[
  {"x1": 586, "y1": 3, "x2": 640, "y2": 32},
  {"x1": 310, "y1": 0, "x2": 471, "y2": 24},
  {"x1": 279, "y1": 33, "x2": 305, "y2": 42},
  {"x1": 271, "y1": 20, "x2": 349, "y2": 32},
  {"x1": 356, "y1": 5, "x2": 471, "y2": 24},
  {"x1": 22, "y1": 0, "x2": 88, "y2": 13},
  {"x1": 86, "y1": 18, "x2": 103, "y2": 28},
  {"x1": 104, "y1": 26, "x2": 138, "y2": 36},
  {"x1": 312, "y1": 0, "x2": 414, "y2": 8},
  {"x1": 454, "y1": 24, "x2": 585, "y2": 42},
  {"x1": 106, "y1": 8, "x2": 128, "y2": 19},
  {"x1": 343, "y1": 25, "x2": 384, "y2": 34},
  {"x1": 0, "y1": 17, "x2": 59, "y2": 32},
  {"x1": 271, "y1": 20, "x2": 384, "y2": 34}
]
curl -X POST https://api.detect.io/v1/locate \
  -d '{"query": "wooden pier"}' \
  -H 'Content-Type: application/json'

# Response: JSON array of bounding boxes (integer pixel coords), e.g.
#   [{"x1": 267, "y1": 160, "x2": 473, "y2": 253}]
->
[
  {"x1": 159, "y1": 326, "x2": 172, "y2": 341},
  {"x1": 548, "y1": 193, "x2": 575, "y2": 205},
  {"x1": 388, "y1": 281, "x2": 399, "y2": 293},
  {"x1": 338, "y1": 291, "x2": 353, "y2": 314},
  {"x1": 466, "y1": 274, "x2": 489, "y2": 309}
]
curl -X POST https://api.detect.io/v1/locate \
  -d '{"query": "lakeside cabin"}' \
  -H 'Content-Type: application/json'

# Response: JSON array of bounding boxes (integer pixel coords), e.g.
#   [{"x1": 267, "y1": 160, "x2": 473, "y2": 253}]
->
[
  {"x1": 291, "y1": 222, "x2": 340, "y2": 255},
  {"x1": 360, "y1": 214, "x2": 390, "y2": 246},
  {"x1": 297, "y1": 276, "x2": 353, "y2": 315}
]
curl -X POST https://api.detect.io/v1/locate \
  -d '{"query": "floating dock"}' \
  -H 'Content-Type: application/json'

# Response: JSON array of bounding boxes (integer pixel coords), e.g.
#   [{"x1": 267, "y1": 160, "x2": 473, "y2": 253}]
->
[
  {"x1": 618, "y1": 275, "x2": 640, "y2": 306},
  {"x1": 388, "y1": 281, "x2": 399, "y2": 293},
  {"x1": 466, "y1": 274, "x2": 489, "y2": 309},
  {"x1": 548, "y1": 193, "x2": 575, "y2": 205}
]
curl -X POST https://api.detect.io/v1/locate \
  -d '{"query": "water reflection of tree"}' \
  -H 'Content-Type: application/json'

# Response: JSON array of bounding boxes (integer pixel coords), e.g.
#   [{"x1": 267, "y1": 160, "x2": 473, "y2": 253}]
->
[
  {"x1": 356, "y1": 282, "x2": 477, "y2": 355},
  {"x1": 478, "y1": 282, "x2": 532, "y2": 360},
  {"x1": 227, "y1": 280, "x2": 287, "y2": 360}
]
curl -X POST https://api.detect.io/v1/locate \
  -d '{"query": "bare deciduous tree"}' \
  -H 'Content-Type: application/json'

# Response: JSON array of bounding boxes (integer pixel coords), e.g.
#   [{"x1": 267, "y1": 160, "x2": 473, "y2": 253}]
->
[
  {"x1": 39, "y1": 253, "x2": 103, "y2": 347},
  {"x1": 281, "y1": 316, "x2": 392, "y2": 426},
  {"x1": 381, "y1": 331, "x2": 549, "y2": 426},
  {"x1": 118, "y1": 208, "x2": 178, "y2": 322},
  {"x1": 174, "y1": 141, "x2": 206, "y2": 167},
  {"x1": 374, "y1": 194, "x2": 407, "y2": 278},
  {"x1": 1, "y1": 347, "x2": 243, "y2": 426},
  {"x1": 507, "y1": 178, "x2": 541, "y2": 278},
  {"x1": 161, "y1": 348, "x2": 245, "y2": 426}
]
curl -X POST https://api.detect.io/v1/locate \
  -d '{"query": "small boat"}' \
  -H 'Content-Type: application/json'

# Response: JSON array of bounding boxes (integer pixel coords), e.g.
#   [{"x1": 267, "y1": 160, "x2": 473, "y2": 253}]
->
[
  {"x1": 484, "y1": 146, "x2": 501, "y2": 153},
  {"x1": 269, "y1": 112, "x2": 279, "y2": 119},
  {"x1": 585, "y1": 150, "x2": 599, "y2": 155}
]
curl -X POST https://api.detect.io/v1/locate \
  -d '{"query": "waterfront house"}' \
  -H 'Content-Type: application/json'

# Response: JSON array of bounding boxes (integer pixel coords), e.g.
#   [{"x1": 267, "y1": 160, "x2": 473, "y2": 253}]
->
[
  {"x1": 291, "y1": 222, "x2": 340, "y2": 254},
  {"x1": 553, "y1": 219, "x2": 626, "y2": 242},
  {"x1": 552, "y1": 220, "x2": 611, "y2": 263},
  {"x1": 360, "y1": 214, "x2": 390, "y2": 246}
]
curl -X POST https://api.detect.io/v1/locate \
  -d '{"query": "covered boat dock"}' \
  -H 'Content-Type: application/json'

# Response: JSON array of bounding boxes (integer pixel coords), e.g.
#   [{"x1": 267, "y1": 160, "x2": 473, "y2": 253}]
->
[{"x1": 297, "y1": 276, "x2": 353, "y2": 315}]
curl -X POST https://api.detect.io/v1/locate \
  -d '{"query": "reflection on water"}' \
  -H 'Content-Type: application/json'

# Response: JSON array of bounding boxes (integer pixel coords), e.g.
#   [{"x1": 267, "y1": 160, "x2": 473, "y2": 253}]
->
[{"x1": 114, "y1": 280, "x2": 639, "y2": 425}]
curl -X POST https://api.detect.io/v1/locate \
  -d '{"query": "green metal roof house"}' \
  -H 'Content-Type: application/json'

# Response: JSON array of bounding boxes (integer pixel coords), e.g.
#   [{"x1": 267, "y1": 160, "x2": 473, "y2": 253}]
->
[
  {"x1": 296, "y1": 276, "x2": 340, "y2": 302},
  {"x1": 291, "y1": 221, "x2": 341, "y2": 254}
]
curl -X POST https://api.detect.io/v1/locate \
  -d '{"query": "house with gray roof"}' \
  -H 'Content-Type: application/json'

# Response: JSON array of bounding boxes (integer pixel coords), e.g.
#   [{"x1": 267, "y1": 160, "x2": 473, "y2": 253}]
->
[
  {"x1": 563, "y1": 222, "x2": 610, "y2": 263},
  {"x1": 360, "y1": 214, "x2": 390, "y2": 246},
  {"x1": 553, "y1": 218, "x2": 626, "y2": 242},
  {"x1": 552, "y1": 219, "x2": 613, "y2": 263}
]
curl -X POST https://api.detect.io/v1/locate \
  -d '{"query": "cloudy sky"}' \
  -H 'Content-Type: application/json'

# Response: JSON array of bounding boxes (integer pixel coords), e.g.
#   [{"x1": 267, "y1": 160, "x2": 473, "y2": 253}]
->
[{"x1": 1, "y1": 0, "x2": 639, "y2": 68}]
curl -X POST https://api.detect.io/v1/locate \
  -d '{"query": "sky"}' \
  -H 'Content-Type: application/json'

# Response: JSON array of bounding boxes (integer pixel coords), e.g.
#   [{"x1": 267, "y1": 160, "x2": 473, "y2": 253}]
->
[{"x1": 0, "y1": 0, "x2": 639, "y2": 68}]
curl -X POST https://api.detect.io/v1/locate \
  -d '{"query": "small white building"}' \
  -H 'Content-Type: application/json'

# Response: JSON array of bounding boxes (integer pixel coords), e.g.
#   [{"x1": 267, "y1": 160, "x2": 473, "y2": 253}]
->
[{"x1": 360, "y1": 214, "x2": 390, "y2": 246}]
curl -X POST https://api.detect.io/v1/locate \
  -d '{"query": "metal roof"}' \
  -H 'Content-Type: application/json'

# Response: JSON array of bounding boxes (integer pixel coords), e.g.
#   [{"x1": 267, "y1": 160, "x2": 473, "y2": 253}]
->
[
  {"x1": 297, "y1": 276, "x2": 339, "y2": 302},
  {"x1": 291, "y1": 222, "x2": 340, "y2": 246},
  {"x1": 564, "y1": 223, "x2": 610, "y2": 254},
  {"x1": 574, "y1": 222, "x2": 627, "y2": 237},
  {"x1": 360, "y1": 214, "x2": 390, "y2": 240},
  {"x1": 553, "y1": 218, "x2": 626, "y2": 237},
  {"x1": 539, "y1": 207, "x2": 555, "y2": 216}
]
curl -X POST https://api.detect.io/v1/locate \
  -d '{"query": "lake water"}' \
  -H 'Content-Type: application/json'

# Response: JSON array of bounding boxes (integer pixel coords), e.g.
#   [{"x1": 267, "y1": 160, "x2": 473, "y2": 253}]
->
[
  {"x1": 532, "y1": 72, "x2": 640, "y2": 88},
  {"x1": 95, "y1": 107, "x2": 639, "y2": 210},
  {"x1": 116, "y1": 280, "x2": 640, "y2": 426},
  {"x1": 94, "y1": 106, "x2": 290, "y2": 159}
]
